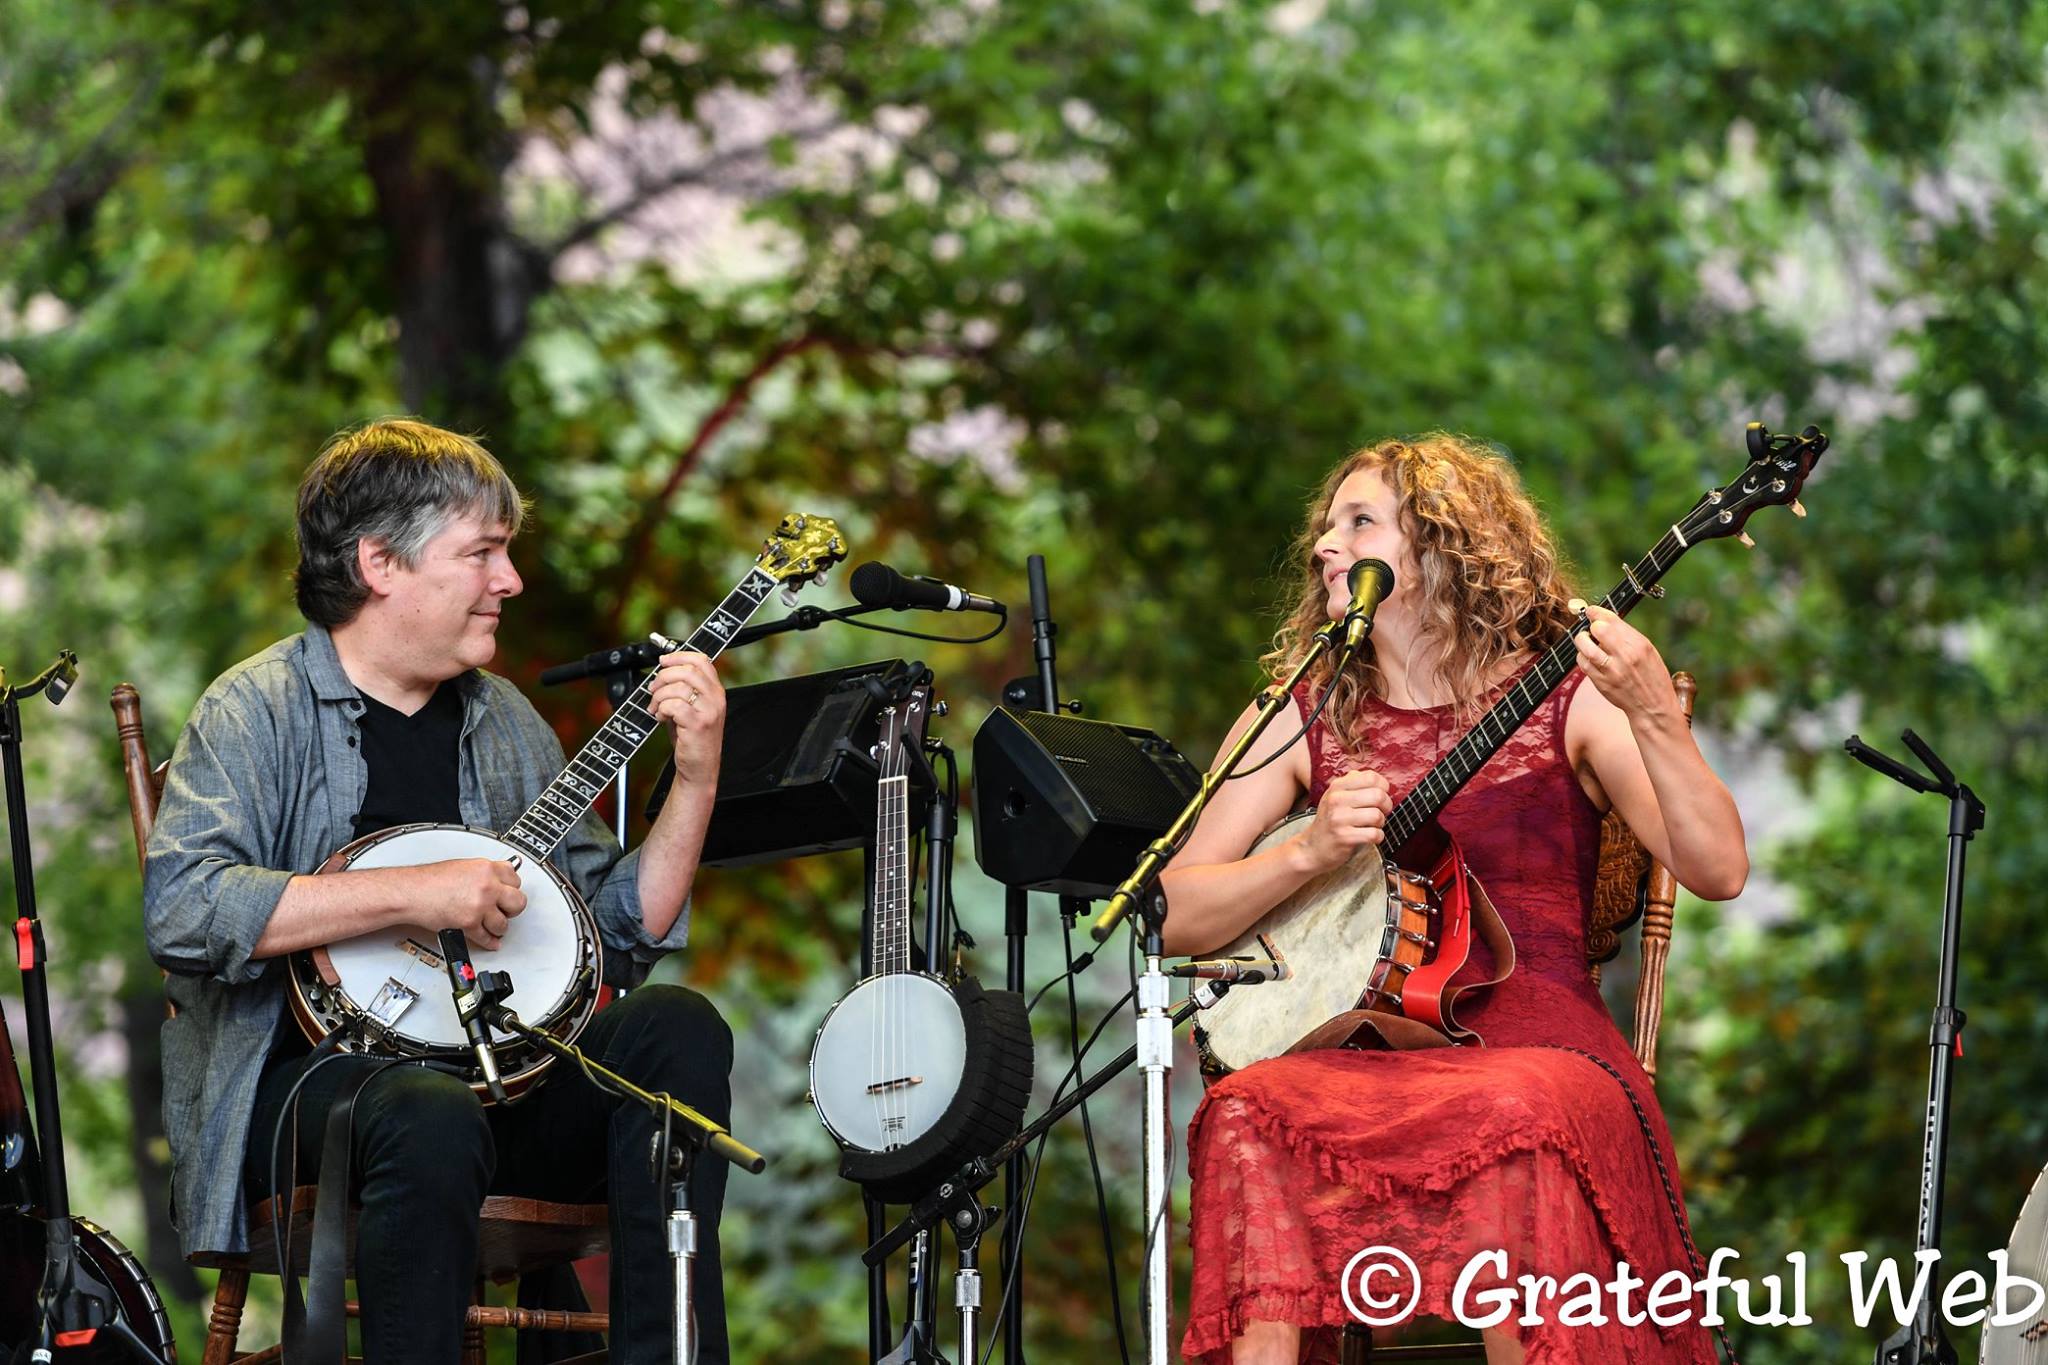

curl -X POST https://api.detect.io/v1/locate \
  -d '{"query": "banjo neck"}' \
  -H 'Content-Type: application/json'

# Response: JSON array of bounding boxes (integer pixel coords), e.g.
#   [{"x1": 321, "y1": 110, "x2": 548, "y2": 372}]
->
[
  {"x1": 1383, "y1": 529, "x2": 1688, "y2": 861},
  {"x1": 867, "y1": 677, "x2": 931, "y2": 978},
  {"x1": 1382, "y1": 417, "x2": 1832, "y2": 854},
  {"x1": 870, "y1": 741, "x2": 913, "y2": 978},
  {"x1": 499, "y1": 565, "x2": 785, "y2": 867}
]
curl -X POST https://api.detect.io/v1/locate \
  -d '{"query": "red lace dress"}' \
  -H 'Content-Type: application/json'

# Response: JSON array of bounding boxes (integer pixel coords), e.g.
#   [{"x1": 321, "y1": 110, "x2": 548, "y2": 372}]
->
[{"x1": 1181, "y1": 667, "x2": 1718, "y2": 1364}]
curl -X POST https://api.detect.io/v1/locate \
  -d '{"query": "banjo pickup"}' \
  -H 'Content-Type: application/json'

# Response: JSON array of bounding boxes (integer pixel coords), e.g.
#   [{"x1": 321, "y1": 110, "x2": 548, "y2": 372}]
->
[{"x1": 864, "y1": 1075, "x2": 923, "y2": 1096}]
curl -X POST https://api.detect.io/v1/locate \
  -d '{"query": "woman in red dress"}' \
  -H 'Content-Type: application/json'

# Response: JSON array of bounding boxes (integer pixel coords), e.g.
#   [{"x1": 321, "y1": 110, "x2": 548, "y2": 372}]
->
[{"x1": 1161, "y1": 434, "x2": 1749, "y2": 1364}]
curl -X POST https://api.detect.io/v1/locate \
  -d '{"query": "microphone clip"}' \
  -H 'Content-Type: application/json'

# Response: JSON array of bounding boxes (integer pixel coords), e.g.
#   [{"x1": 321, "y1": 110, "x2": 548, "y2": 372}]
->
[
  {"x1": 1169, "y1": 933, "x2": 1291, "y2": 986},
  {"x1": 440, "y1": 930, "x2": 514, "y2": 1104}
]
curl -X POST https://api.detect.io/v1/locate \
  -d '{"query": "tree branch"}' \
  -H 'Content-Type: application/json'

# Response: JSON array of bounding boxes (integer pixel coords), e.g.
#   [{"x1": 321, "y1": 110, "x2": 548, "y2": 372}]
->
[
  {"x1": 0, "y1": 68, "x2": 161, "y2": 252},
  {"x1": 604, "y1": 330, "x2": 840, "y2": 634},
  {"x1": 538, "y1": 113, "x2": 847, "y2": 268}
]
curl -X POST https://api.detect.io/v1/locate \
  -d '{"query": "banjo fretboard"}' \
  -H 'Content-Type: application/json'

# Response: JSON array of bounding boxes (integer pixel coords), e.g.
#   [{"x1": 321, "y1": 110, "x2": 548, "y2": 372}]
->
[
  {"x1": 501, "y1": 566, "x2": 781, "y2": 865},
  {"x1": 1383, "y1": 530, "x2": 1687, "y2": 854}
]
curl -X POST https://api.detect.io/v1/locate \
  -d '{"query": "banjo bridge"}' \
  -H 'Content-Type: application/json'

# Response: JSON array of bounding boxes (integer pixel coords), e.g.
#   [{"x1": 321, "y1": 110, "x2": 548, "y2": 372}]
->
[
  {"x1": 864, "y1": 1075, "x2": 924, "y2": 1096},
  {"x1": 397, "y1": 937, "x2": 445, "y2": 970}
]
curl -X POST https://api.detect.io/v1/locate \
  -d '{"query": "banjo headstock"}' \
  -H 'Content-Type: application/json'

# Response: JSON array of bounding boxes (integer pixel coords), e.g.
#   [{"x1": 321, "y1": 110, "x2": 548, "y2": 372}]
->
[
  {"x1": 1675, "y1": 422, "x2": 1829, "y2": 549},
  {"x1": 758, "y1": 513, "x2": 849, "y2": 584}
]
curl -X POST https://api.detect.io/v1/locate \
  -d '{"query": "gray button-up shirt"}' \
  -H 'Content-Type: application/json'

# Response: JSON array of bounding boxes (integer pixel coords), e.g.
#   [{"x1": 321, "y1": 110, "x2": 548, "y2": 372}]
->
[{"x1": 143, "y1": 623, "x2": 689, "y2": 1258}]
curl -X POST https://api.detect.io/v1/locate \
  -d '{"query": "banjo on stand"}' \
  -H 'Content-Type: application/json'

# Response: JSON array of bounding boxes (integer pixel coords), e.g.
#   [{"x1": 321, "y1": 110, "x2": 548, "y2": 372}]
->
[
  {"x1": 286, "y1": 513, "x2": 848, "y2": 1100},
  {"x1": 809, "y1": 663, "x2": 1035, "y2": 1204},
  {"x1": 1195, "y1": 423, "x2": 1829, "y2": 1074}
]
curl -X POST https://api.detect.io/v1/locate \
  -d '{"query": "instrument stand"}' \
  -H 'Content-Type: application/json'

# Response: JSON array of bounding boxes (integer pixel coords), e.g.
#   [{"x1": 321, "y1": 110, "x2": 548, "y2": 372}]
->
[
  {"x1": 1847, "y1": 730, "x2": 1984, "y2": 1365},
  {"x1": 471, "y1": 978, "x2": 769, "y2": 1365},
  {"x1": 877, "y1": 1230, "x2": 946, "y2": 1365},
  {"x1": 4, "y1": 653, "x2": 168, "y2": 1365},
  {"x1": 906, "y1": 732, "x2": 959, "y2": 1363}
]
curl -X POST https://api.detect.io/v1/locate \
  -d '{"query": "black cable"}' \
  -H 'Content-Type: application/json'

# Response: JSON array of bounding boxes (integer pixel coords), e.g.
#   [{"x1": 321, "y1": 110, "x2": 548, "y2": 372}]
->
[
  {"x1": 1065, "y1": 918, "x2": 1134, "y2": 1365},
  {"x1": 938, "y1": 745, "x2": 964, "y2": 965},
  {"x1": 1545, "y1": 1046, "x2": 1741, "y2": 1365},
  {"x1": 834, "y1": 606, "x2": 1009, "y2": 646},
  {"x1": 1225, "y1": 640, "x2": 1356, "y2": 782},
  {"x1": 265, "y1": 1035, "x2": 353, "y2": 1288},
  {"x1": 976, "y1": 982, "x2": 1137, "y2": 1364},
  {"x1": 1024, "y1": 963, "x2": 1082, "y2": 1017}
]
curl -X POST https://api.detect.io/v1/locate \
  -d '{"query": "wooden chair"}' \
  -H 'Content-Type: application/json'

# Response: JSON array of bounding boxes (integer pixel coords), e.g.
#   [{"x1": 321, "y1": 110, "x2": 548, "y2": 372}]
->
[
  {"x1": 1342, "y1": 671, "x2": 1701, "y2": 1362},
  {"x1": 112, "y1": 683, "x2": 613, "y2": 1365}
]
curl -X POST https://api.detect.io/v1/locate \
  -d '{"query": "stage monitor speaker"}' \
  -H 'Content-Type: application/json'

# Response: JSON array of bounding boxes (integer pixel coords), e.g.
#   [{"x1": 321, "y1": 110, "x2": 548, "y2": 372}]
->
[
  {"x1": 971, "y1": 707, "x2": 1201, "y2": 899},
  {"x1": 646, "y1": 659, "x2": 932, "y2": 867}
]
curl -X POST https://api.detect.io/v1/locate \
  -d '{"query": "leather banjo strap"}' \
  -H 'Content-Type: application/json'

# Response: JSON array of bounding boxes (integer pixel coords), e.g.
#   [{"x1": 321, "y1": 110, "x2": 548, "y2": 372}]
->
[
  {"x1": 279, "y1": 1057, "x2": 404, "y2": 1365},
  {"x1": 1436, "y1": 866, "x2": 1516, "y2": 1045}
]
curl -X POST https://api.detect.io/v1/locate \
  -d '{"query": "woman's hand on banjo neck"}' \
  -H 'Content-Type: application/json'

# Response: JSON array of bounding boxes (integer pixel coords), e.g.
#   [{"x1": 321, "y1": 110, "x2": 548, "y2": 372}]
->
[
  {"x1": 1156, "y1": 694, "x2": 1394, "y2": 958},
  {"x1": 253, "y1": 857, "x2": 528, "y2": 960}
]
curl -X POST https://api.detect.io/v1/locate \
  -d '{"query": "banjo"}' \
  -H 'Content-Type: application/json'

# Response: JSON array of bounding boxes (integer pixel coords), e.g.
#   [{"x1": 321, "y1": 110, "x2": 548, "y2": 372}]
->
[
  {"x1": 286, "y1": 512, "x2": 848, "y2": 1100},
  {"x1": 1981, "y1": 1159, "x2": 2048, "y2": 1363},
  {"x1": 1195, "y1": 423, "x2": 1829, "y2": 1074},
  {"x1": 808, "y1": 663, "x2": 1034, "y2": 1202}
]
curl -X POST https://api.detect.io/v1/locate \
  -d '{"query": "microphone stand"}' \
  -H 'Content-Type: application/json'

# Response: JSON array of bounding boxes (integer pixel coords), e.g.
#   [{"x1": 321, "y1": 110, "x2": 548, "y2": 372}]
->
[
  {"x1": 470, "y1": 974, "x2": 767, "y2": 1365},
  {"x1": 989, "y1": 554, "x2": 1085, "y2": 1365},
  {"x1": 4, "y1": 651, "x2": 169, "y2": 1365},
  {"x1": 1085, "y1": 622, "x2": 1354, "y2": 1365},
  {"x1": 1847, "y1": 730, "x2": 1983, "y2": 1365}
]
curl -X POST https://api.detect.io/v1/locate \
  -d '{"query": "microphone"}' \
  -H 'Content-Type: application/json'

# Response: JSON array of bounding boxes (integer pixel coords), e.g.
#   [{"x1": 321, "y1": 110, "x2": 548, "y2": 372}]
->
[
  {"x1": 1166, "y1": 957, "x2": 1293, "y2": 986},
  {"x1": 850, "y1": 561, "x2": 1006, "y2": 615},
  {"x1": 1343, "y1": 558, "x2": 1396, "y2": 649},
  {"x1": 438, "y1": 928, "x2": 510, "y2": 1104}
]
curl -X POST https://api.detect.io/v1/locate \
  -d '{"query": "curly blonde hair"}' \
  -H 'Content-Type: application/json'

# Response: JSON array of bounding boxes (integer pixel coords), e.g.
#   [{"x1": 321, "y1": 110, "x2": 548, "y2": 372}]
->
[{"x1": 1262, "y1": 432, "x2": 1582, "y2": 751}]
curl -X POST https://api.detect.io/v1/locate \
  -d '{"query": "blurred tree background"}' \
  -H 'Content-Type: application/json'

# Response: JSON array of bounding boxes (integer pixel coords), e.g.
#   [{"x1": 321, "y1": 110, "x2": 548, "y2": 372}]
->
[{"x1": 4, "y1": 0, "x2": 2047, "y2": 1360}]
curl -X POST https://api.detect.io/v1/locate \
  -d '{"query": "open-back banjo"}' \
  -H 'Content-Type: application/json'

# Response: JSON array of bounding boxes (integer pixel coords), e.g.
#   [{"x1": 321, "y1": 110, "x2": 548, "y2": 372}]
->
[
  {"x1": 808, "y1": 663, "x2": 1034, "y2": 1202},
  {"x1": 1194, "y1": 423, "x2": 1828, "y2": 1073},
  {"x1": 286, "y1": 513, "x2": 848, "y2": 1100}
]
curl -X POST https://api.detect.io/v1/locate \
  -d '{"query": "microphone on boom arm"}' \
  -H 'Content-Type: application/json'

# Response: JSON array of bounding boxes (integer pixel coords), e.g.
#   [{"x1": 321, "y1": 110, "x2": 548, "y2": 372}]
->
[
  {"x1": 1342, "y1": 558, "x2": 1396, "y2": 650},
  {"x1": 849, "y1": 561, "x2": 1006, "y2": 615}
]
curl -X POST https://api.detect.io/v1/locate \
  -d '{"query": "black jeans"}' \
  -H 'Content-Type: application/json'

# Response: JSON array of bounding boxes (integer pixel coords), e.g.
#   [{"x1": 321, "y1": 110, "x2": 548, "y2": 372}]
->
[{"x1": 246, "y1": 985, "x2": 733, "y2": 1365}]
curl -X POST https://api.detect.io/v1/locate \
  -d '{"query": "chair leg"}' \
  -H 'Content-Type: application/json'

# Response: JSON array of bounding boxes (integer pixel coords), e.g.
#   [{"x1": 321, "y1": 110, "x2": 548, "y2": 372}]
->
[
  {"x1": 461, "y1": 1279, "x2": 488, "y2": 1365},
  {"x1": 1342, "y1": 1321, "x2": 1374, "y2": 1364},
  {"x1": 201, "y1": 1269, "x2": 249, "y2": 1365}
]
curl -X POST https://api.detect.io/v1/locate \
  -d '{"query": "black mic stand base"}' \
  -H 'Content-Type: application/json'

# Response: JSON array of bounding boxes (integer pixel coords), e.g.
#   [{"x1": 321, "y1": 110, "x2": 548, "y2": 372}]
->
[{"x1": 1875, "y1": 1321, "x2": 1959, "y2": 1365}]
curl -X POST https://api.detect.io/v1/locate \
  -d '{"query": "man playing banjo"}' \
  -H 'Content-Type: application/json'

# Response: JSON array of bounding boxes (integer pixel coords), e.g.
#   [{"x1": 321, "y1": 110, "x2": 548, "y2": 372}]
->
[{"x1": 144, "y1": 419, "x2": 737, "y2": 1363}]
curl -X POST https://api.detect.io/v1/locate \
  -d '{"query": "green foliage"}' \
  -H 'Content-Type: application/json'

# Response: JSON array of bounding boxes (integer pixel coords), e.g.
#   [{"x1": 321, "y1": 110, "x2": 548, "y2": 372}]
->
[{"x1": 5, "y1": 0, "x2": 2048, "y2": 1360}]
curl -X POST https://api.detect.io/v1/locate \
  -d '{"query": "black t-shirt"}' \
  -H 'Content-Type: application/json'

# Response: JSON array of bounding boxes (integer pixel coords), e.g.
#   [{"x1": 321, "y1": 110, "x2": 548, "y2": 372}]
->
[
  {"x1": 351, "y1": 682, "x2": 464, "y2": 837},
  {"x1": 265, "y1": 681, "x2": 465, "y2": 1073}
]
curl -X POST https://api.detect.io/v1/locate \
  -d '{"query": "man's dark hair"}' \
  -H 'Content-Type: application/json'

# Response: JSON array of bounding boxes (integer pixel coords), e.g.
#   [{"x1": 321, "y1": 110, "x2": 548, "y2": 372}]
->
[{"x1": 294, "y1": 418, "x2": 528, "y2": 627}]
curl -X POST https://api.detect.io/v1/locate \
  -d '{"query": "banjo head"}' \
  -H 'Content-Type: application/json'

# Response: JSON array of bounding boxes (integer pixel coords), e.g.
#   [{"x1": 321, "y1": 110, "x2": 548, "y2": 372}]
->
[
  {"x1": 1983, "y1": 1160, "x2": 2048, "y2": 1361},
  {"x1": 290, "y1": 824, "x2": 599, "y2": 1087},
  {"x1": 1190, "y1": 810, "x2": 1396, "y2": 1074},
  {"x1": 810, "y1": 973, "x2": 969, "y2": 1154}
]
